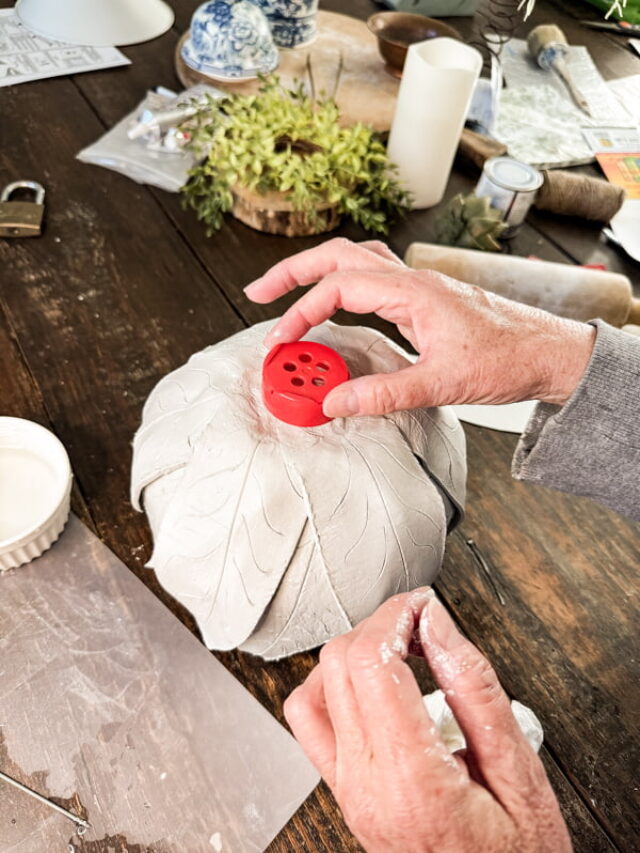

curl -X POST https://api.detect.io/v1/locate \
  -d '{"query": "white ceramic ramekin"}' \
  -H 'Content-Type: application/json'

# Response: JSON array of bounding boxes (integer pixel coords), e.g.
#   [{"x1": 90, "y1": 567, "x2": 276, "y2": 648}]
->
[{"x1": 0, "y1": 417, "x2": 72, "y2": 571}]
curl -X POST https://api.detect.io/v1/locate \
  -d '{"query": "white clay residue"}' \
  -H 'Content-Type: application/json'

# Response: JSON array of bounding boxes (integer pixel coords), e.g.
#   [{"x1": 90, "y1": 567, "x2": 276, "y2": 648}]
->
[
  {"x1": 423, "y1": 690, "x2": 544, "y2": 754},
  {"x1": 209, "y1": 831, "x2": 223, "y2": 851}
]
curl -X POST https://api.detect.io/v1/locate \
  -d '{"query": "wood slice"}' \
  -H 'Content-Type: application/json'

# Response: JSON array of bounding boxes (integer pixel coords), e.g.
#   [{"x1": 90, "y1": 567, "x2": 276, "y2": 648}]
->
[
  {"x1": 175, "y1": 10, "x2": 400, "y2": 132},
  {"x1": 231, "y1": 184, "x2": 340, "y2": 236}
]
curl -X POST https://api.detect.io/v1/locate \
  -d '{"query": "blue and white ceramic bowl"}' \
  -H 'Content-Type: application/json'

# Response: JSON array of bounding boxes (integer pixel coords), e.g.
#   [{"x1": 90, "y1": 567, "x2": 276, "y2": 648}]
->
[
  {"x1": 251, "y1": 0, "x2": 317, "y2": 18},
  {"x1": 267, "y1": 13, "x2": 316, "y2": 48},
  {"x1": 182, "y1": 0, "x2": 279, "y2": 81},
  {"x1": 250, "y1": 0, "x2": 318, "y2": 47}
]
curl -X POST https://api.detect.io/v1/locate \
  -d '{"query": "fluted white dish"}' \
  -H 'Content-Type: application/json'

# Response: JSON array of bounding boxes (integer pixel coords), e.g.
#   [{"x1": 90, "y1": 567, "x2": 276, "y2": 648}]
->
[
  {"x1": 15, "y1": 0, "x2": 174, "y2": 47},
  {"x1": 0, "y1": 417, "x2": 72, "y2": 571}
]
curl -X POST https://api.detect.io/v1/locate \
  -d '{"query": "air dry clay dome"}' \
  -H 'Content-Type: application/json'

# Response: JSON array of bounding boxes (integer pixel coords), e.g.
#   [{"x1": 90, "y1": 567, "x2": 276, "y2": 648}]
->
[{"x1": 131, "y1": 321, "x2": 466, "y2": 659}]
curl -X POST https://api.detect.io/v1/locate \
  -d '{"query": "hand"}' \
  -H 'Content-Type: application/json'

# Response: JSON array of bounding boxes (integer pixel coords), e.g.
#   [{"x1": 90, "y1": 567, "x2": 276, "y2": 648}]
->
[
  {"x1": 244, "y1": 238, "x2": 596, "y2": 418},
  {"x1": 284, "y1": 589, "x2": 572, "y2": 853}
]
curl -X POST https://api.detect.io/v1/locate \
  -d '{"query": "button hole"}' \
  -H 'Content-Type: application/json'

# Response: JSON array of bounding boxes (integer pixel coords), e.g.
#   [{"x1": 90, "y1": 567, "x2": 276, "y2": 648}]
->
[
  {"x1": 291, "y1": 377, "x2": 304, "y2": 386},
  {"x1": 312, "y1": 377, "x2": 325, "y2": 387},
  {"x1": 283, "y1": 362, "x2": 296, "y2": 372},
  {"x1": 298, "y1": 353, "x2": 312, "y2": 363},
  {"x1": 316, "y1": 363, "x2": 329, "y2": 372}
]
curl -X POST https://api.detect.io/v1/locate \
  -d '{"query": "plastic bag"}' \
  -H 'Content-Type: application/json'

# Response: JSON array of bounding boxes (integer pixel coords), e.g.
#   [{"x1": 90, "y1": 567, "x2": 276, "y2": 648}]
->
[
  {"x1": 76, "y1": 85, "x2": 222, "y2": 192},
  {"x1": 423, "y1": 689, "x2": 544, "y2": 753}
]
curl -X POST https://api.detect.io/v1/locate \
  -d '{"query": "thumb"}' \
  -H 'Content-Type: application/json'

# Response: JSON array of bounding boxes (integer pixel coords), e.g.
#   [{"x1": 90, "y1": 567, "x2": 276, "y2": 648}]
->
[{"x1": 323, "y1": 364, "x2": 433, "y2": 418}]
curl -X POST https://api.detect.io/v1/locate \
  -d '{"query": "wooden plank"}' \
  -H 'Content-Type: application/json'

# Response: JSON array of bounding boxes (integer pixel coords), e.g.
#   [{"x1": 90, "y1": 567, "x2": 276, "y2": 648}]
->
[
  {"x1": 441, "y1": 427, "x2": 640, "y2": 848},
  {"x1": 0, "y1": 515, "x2": 319, "y2": 852},
  {"x1": 68, "y1": 1, "x2": 638, "y2": 848},
  {"x1": 0, "y1": 72, "x2": 244, "y2": 603},
  {"x1": 0, "y1": 303, "x2": 94, "y2": 531},
  {"x1": 1, "y1": 0, "x2": 636, "y2": 849},
  {"x1": 0, "y1": 29, "x2": 364, "y2": 853}
]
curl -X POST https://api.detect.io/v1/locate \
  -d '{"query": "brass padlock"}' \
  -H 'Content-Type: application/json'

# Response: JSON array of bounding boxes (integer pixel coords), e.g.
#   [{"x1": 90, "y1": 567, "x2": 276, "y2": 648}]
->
[{"x1": 0, "y1": 181, "x2": 45, "y2": 238}]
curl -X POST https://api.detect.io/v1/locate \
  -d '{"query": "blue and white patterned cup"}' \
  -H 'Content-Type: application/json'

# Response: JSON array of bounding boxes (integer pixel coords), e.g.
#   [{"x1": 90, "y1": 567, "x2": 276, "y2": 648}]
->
[
  {"x1": 182, "y1": 0, "x2": 279, "y2": 80},
  {"x1": 250, "y1": 0, "x2": 318, "y2": 48}
]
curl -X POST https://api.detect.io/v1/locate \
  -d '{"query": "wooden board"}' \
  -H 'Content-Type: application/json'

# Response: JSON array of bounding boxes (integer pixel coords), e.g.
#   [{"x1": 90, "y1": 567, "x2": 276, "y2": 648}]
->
[
  {"x1": 175, "y1": 10, "x2": 400, "y2": 131},
  {"x1": 0, "y1": 516, "x2": 319, "y2": 852},
  {"x1": 0, "y1": 0, "x2": 638, "y2": 850}
]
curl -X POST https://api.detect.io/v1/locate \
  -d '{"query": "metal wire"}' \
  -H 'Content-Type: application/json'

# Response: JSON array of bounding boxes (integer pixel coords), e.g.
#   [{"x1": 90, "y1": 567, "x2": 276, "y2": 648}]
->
[{"x1": 469, "y1": 0, "x2": 524, "y2": 67}]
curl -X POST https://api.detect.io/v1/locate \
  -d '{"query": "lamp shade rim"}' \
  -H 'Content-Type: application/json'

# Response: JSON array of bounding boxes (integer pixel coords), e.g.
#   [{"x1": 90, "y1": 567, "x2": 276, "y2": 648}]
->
[{"x1": 15, "y1": 0, "x2": 175, "y2": 47}]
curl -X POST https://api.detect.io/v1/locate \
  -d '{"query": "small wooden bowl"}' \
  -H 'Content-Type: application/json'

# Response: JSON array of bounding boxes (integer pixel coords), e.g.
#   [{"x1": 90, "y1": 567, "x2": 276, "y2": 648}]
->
[{"x1": 367, "y1": 12, "x2": 461, "y2": 78}]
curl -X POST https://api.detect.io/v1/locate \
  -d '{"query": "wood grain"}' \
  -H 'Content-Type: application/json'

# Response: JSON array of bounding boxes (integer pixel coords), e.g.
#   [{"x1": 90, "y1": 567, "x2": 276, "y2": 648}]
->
[
  {"x1": 0, "y1": 0, "x2": 638, "y2": 850},
  {"x1": 175, "y1": 11, "x2": 400, "y2": 132}
]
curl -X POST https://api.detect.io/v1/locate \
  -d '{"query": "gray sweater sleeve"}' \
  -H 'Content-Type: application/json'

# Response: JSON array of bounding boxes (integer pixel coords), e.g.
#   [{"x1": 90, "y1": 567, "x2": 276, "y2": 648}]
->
[{"x1": 512, "y1": 320, "x2": 640, "y2": 520}]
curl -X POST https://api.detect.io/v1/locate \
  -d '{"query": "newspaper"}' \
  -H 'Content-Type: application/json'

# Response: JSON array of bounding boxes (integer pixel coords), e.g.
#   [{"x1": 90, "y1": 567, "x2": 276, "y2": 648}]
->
[
  {"x1": 493, "y1": 38, "x2": 636, "y2": 168},
  {"x1": 0, "y1": 10, "x2": 129, "y2": 87},
  {"x1": 607, "y1": 74, "x2": 640, "y2": 126}
]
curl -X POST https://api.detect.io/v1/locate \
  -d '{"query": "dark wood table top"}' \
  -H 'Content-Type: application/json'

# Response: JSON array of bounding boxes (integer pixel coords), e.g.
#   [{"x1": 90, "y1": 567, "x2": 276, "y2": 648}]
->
[{"x1": 1, "y1": 0, "x2": 638, "y2": 850}]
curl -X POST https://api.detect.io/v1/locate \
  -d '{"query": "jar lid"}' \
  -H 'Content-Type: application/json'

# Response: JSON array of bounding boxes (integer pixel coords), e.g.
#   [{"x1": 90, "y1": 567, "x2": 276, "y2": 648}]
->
[
  {"x1": 484, "y1": 156, "x2": 543, "y2": 192},
  {"x1": 262, "y1": 342, "x2": 350, "y2": 427},
  {"x1": 0, "y1": 417, "x2": 72, "y2": 570}
]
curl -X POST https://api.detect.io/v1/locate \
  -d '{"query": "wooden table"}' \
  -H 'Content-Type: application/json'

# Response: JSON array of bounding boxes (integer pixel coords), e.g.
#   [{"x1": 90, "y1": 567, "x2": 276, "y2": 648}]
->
[{"x1": 1, "y1": 0, "x2": 638, "y2": 850}]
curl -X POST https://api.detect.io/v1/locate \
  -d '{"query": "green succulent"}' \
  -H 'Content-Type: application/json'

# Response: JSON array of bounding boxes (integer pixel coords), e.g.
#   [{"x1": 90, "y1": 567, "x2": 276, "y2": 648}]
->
[
  {"x1": 181, "y1": 77, "x2": 410, "y2": 236},
  {"x1": 432, "y1": 193, "x2": 507, "y2": 252}
]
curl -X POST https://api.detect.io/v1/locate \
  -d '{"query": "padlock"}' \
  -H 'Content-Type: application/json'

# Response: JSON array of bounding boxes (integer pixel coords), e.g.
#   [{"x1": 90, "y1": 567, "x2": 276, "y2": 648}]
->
[{"x1": 0, "y1": 181, "x2": 45, "y2": 238}]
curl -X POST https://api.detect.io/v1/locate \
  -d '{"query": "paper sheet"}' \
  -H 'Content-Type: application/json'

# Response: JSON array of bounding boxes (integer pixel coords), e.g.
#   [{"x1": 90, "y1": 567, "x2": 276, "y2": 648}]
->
[
  {"x1": 77, "y1": 89, "x2": 206, "y2": 192},
  {"x1": 452, "y1": 401, "x2": 537, "y2": 435},
  {"x1": 501, "y1": 40, "x2": 635, "y2": 126},
  {"x1": 581, "y1": 84, "x2": 640, "y2": 263},
  {"x1": 610, "y1": 199, "x2": 640, "y2": 262},
  {"x1": 494, "y1": 39, "x2": 636, "y2": 168},
  {"x1": 0, "y1": 9, "x2": 129, "y2": 87},
  {"x1": 607, "y1": 74, "x2": 640, "y2": 125}
]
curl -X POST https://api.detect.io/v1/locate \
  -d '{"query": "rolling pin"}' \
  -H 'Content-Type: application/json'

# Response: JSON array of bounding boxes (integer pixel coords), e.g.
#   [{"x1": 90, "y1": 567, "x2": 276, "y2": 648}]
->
[{"x1": 405, "y1": 243, "x2": 640, "y2": 327}]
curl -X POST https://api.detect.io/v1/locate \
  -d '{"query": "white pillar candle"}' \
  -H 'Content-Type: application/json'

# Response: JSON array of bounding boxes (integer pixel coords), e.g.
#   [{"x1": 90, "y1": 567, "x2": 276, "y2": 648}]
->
[{"x1": 387, "y1": 38, "x2": 483, "y2": 209}]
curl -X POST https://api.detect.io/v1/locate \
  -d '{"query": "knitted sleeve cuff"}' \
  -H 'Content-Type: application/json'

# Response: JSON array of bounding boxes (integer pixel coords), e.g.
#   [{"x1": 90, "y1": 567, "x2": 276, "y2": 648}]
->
[{"x1": 512, "y1": 320, "x2": 640, "y2": 519}]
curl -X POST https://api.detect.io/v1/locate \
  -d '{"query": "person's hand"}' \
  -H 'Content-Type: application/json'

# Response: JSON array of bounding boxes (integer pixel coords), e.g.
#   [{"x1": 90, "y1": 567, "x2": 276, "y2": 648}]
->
[
  {"x1": 284, "y1": 589, "x2": 572, "y2": 853},
  {"x1": 244, "y1": 238, "x2": 596, "y2": 418}
]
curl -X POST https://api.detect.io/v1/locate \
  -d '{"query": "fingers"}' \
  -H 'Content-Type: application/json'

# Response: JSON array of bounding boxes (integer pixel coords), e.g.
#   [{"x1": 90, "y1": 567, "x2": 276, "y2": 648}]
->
[
  {"x1": 318, "y1": 631, "x2": 369, "y2": 768},
  {"x1": 264, "y1": 269, "x2": 412, "y2": 347},
  {"x1": 284, "y1": 664, "x2": 337, "y2": 788},
  {"x1": 322, "y1": 364, "x2": 433, "y2": 418},
  {"x1": 419, "y1": 596, "x2": 542, "y2": 805},
  {"x1": 358, "y1": 241, "x2": 404, "y2": 265},
  {"x1": 343, "y1": 590, "x2": 465, "y2": 780},
  {"x1": 244, "y1": 237, "x2": 400, "y2": 305},
  {"x1": 286, "y1": 621, "x2": 370, "y2": 792}
]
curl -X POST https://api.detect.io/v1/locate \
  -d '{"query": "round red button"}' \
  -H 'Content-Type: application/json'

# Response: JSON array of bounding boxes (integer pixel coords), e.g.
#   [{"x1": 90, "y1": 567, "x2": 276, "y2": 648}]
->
[{"x1": 262, "y1": 342, "x2": 351, "y2": 427}]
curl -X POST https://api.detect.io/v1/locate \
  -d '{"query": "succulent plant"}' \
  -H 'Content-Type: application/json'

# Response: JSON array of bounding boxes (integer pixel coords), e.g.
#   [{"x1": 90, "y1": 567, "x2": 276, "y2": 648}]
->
[
  {"x1": 181, "y1": 76, "x2": 410, "y2": 236},
  {"x1": 432, "y1": 193, "x2": 507, "y2": 252}
]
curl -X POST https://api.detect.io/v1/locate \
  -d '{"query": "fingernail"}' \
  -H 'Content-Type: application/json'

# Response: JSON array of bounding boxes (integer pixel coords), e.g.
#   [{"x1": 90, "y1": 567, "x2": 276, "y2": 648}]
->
[
  {"x1": 243, "y1": 278, "x2": 262, "y2": 296},
  {"x1": 421, "y1": 597, "x2": 465, "y2": 653},
  {"x1": 265, "y1": 327, "x2": 283, "y2": 347},
  {"x1": 324, "y1": 389, "x2": 359, "y2": 417}
]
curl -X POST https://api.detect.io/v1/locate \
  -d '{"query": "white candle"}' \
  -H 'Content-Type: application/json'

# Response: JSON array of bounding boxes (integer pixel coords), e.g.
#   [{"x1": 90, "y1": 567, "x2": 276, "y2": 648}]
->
[{"x1": 387, "y1": 38, "x2": 482, "y2": 209}]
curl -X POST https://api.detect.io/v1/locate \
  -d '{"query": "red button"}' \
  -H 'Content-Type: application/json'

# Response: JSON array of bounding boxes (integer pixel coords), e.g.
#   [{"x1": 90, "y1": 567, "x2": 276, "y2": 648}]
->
[{"x1": 262, "y1": 342, "x2": 351, "y2": 427}]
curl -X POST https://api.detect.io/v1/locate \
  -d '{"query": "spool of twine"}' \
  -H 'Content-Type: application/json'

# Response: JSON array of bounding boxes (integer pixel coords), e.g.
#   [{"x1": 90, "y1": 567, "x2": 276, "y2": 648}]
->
[{"x1": 535, "y1": 170, "x2": 625, "y2": 222}]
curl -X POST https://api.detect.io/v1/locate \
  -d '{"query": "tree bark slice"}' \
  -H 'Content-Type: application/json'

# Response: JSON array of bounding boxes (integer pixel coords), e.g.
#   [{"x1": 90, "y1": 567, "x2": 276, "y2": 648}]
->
[{"x1": 231, "y1": 185, "x2": 340, "y2": 236}]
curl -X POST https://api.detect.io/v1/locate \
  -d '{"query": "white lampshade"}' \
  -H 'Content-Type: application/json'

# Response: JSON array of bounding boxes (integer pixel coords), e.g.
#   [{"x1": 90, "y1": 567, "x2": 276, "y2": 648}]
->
[{"x1": 15, "y1": 0, "x2": 174, "y2": 47}]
